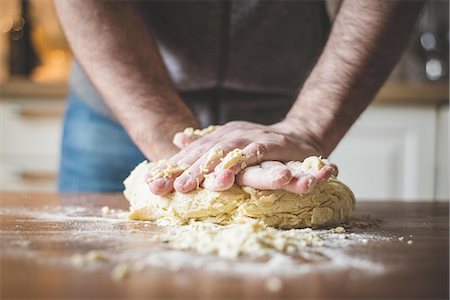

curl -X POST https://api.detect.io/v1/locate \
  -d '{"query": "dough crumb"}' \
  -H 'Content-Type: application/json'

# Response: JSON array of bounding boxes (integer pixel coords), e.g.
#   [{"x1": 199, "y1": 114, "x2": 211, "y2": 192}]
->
[
  {"x1": 398, "y1": 236, "x2": 404, "y2": 241},
  {"x1": 334, "y1": 226, "x2": 346, "y2": 233},
  {"x1": 85, "y1": 250, "x2": 108, "y2": 262},
  {"x1": 183, "y1": 125, "x2": 218, "y2": 137},
  {"x1": 407, "y1": 240, "x2": 413, "y2": 245},
  {"x1": 265, "y1": 277, "x2": 283, "y2": 292},
  {"x1": 111, "y1": 263, "x2": 129, "y2": 281},
  {"x1": 71, "y1": 250, "x2": 108, "y2": 267},
  {"x1": 159, "y1": 222, "x2": 324, "y2": 259}
]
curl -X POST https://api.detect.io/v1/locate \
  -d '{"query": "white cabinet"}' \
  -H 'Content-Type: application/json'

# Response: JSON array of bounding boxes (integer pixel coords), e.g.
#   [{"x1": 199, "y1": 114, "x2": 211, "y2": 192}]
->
[
  {"x1": 0, "y1": 94, "x2": 447, "y2": 201},
  {"x1": 330, "y1": 104, "x2": 443, "y2": 201},
  {"x1": 435, "y1": 104, "x2": 449, "y2": 200},
  {"x1": 0, "y1": 99, "x2": 65, "y2": 191}
]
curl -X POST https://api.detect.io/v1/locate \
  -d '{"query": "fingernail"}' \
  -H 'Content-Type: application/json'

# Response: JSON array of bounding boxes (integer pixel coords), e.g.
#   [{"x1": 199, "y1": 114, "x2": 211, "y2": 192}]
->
[
  {"x1": 212, "y1": 170, "x2": 234, "y2": 191},
  {"x1": 149, "y1": 178, "x2": 170, "y2": 195},
  {"x1": 174, "y1": 175, "x2": 196, "y2": 193},
  {"x1": 175, "y1": 175, "x2": 189, "y2": 186}
]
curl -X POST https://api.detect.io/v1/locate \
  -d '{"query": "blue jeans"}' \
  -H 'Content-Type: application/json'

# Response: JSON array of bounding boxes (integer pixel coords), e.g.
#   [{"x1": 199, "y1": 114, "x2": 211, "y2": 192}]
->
[{"x1": 58, "y1": 91, "x2": 145, "y2": 192}]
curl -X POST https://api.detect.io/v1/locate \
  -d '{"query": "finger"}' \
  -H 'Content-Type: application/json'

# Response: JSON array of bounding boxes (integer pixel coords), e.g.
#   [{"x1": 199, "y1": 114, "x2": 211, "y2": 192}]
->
[
  {"x1": 207, "y1": 142, "x2": 283, "y2": 191},
  {"x1": 312, "y1": 164, "x2": 335, "y2": 182},
  {"x1": 173, "y1": 142, "x2": 245, "y2": 193},
  {"x1": 203, "y1": 169, "x2": 235, "y2": 191},
  {"x1": 173, "y1": 132, "x2": 199, "y2": 149},
  {"x1": 147, "y1": 137, "x2": 218, "y2": 195},
  {"x1": 287, "y1": 158, "x2": 338, "y2": 182},
  {"x1": 146, "y1": 162, "x2": 187, "y2": 196},
  {"x1": 282, "y1": 173, "x2": 316, "y2": 194},
  {"x1": 302, "y1": 161, "x2": 338, "y2": 182},
  {"x1": 235, "y1": 162, "x2": 292, "y2": 190},
  {"x1": 148, "y1": 178, "x2": 175, "y2": 196}
]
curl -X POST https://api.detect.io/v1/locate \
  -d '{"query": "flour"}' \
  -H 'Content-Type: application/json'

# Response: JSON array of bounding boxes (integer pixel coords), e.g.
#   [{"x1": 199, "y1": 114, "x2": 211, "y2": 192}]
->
[
  {"x1": 140, "y1": 244, "x2": 385, "y2": 277},
  {"x1": 1, "y1": 205, "x2": 390, "y2": 280},
  {"x1": 0, "y1": 206, "x2": 129, "y2": 223}
]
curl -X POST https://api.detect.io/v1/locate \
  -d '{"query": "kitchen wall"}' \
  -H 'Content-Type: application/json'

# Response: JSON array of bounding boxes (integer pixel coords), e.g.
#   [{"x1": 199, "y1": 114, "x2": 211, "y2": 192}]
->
[{"x1": 0, "y1": 1, "x2": 448, "y2": 201}]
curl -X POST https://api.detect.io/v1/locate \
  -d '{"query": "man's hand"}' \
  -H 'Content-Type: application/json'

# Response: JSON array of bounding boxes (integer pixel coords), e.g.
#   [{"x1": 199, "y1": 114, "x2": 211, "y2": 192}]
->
[{"x1": 148, "y1": 120, "x2": 337, "y2": 196}]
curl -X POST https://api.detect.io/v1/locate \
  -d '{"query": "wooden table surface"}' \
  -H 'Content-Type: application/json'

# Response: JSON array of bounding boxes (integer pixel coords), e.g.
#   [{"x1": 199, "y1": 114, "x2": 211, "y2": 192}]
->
[{"x1": 0, "y1": 192, "x2": 448, "y2": 299}]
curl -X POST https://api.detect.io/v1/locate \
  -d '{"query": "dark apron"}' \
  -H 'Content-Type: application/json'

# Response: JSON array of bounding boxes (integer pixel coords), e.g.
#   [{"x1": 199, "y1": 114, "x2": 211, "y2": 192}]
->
[{"x1": 70, "y1": 0, "x2": 330, "y2": 127}]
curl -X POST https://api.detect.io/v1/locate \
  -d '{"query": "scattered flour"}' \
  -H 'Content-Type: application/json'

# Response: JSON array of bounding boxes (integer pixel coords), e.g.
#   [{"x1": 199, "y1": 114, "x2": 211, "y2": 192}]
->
[
  {"x1": 71, "y1": 250, "x2": 108, "y2": 267},
  {"x1": 1, "y1": 205, "x2": 391, "y2": 280}
]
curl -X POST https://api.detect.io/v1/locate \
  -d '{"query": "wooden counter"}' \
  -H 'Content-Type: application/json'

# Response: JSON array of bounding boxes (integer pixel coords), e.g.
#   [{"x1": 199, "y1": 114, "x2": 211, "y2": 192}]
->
[{"x1": 0, "y1": 192, "x2": 448, "y2": 299}]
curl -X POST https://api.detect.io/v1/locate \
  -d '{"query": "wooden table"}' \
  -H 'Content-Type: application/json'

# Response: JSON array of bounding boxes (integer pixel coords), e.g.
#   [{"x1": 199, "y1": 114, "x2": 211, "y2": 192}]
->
[{"x1": 1, "y1": 192, "x2": 448, "y2": 299}]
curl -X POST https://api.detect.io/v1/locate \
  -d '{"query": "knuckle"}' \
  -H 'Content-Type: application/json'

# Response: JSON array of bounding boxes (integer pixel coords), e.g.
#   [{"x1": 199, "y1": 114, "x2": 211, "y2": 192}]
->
[
  {"x1": 275, "y1": 134, "x2": 289, "y2": 145},
  {"x1": 212, "y1": 142, "x2": 228, "y2": 150},
  {"x1": 249, "y1": 142, "x2": 270, "y2": 156},
  {"x1": 231, "y1": 138, "x2": 248, "y2": 148},
  {"x1": 189, "y1": 148, "x2": 206, "y2": 158}
]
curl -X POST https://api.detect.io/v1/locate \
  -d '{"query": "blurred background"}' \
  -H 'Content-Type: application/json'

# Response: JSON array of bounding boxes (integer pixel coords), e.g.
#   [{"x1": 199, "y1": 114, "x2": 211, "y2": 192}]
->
[{"x1": 0, "y1": 0, "x2": 448, "y2": 201}]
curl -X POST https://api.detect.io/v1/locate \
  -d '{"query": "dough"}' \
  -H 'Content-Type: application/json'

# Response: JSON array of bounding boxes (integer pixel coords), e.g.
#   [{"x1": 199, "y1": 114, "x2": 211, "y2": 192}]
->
[
  {"x1": 183, "y1": 125, "x2": 218, "y2": 137},
  {"x1": 124, "y1": 156, "x2": 355, "y2": 229}
]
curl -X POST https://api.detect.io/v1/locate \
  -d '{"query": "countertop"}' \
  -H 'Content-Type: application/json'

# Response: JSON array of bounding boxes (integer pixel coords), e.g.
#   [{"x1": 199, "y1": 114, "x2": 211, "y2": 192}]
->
[
  {"x1": 0, "y1": 192, "x2": 448, "y2": 299},
  {"x1": 0, "y1": 79, "x2": 448, "y2": 105}
]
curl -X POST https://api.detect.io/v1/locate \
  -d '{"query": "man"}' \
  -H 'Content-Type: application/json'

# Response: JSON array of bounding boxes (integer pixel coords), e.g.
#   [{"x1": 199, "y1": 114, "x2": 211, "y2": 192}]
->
[{"x1": 55, "y1": 1, "x2": 423, "y2": 194}]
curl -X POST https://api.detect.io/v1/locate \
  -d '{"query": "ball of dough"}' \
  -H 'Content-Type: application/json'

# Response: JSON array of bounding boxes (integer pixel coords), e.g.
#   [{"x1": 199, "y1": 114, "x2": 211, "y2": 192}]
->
[{"x1": 124, "y1": 157, "x2": 355, "y2": 229}]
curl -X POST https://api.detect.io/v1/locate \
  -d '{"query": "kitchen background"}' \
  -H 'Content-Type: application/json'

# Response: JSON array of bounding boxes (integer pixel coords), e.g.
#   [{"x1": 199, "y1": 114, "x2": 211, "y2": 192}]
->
[{"x1": 0, "y1": 0, "x2": 448, "y2": 201}]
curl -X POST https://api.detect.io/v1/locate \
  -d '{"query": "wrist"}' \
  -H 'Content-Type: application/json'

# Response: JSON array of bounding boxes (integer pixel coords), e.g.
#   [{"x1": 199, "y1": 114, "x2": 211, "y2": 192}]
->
[
  {"x1": 270, "y1": 117, "x2": 328, "y2": 157},
  {"x1": 127, "y1": 100, "x2": 200, "y2": 160},
  {"x1": 131, "y1": 118, "x2": 198, "y2": 161}
]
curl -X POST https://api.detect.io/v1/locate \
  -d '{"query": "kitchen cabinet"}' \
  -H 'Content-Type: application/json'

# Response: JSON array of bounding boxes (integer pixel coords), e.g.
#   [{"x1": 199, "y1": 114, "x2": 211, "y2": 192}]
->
[
  {"x1": 331, "y1": 104, "x2": 438, "y2": 201},
  {"x1": 436, "y1": 104, "x2": 449, "y2": 200},
  {"x1": 0, "y1": 98, "x2": 65, "y2": 191}
]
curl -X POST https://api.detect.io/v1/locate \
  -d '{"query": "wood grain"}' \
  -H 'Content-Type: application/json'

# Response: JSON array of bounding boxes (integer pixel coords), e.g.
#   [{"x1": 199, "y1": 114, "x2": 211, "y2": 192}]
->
[{"x1": 0, "y1": 192, "x2": 448, "y2": 299}]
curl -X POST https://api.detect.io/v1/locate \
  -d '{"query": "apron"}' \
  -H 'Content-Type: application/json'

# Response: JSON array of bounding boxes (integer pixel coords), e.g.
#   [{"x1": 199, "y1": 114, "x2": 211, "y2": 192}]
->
[{"x1": 69, "y1": 0, "x2": 330, "y2": 126}]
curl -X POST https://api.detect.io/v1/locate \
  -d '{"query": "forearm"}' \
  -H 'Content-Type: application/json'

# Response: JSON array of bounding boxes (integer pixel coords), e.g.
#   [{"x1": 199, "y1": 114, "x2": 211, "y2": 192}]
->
[
  {"x1": 286, "y1": 0, "x2": 424, "y2": 155},
  {"x1": 55, "y1": 1, "x2": 199, "y2": 160}
]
